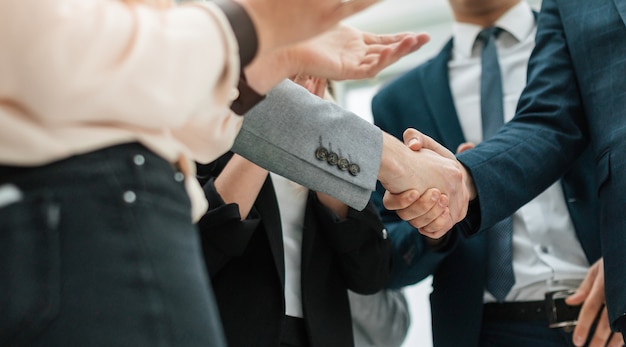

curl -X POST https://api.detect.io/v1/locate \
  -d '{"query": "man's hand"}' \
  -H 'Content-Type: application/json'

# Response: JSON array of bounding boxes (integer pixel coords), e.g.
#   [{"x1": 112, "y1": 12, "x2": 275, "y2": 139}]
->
[
  {"x1": 245, "y1": 25, "x2": 430, "y2": 94},
  {"x1": 383, "y1": 188, "x2": 451, "y2": 237},
  {"x1": 377, "y1": 130, "x2": 469, "y2": 238},
  {"x1": 404, "y1": 129, "x2": 476, "y2": 201},
  {"x1": 566, "y1": 258, "x2": 624, "y2": 347}
]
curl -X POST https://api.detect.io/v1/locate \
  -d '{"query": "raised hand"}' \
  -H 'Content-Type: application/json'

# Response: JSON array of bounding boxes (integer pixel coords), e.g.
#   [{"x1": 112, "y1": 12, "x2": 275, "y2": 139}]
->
[
  {"x1": 287, "y1": 26, "x2": 430, "y2": 81},
  {"x1": 235, "y1": 0, "x2": 382, "y2": 55},
  {"x1": 245, "y1": 25, "x2": 430, "y2": 94}
]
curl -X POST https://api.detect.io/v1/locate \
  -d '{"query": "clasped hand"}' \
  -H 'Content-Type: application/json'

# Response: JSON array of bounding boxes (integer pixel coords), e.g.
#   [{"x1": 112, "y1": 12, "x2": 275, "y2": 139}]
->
[{"x1": 381, "y1": 128, "x2": 473, "y2": 238}]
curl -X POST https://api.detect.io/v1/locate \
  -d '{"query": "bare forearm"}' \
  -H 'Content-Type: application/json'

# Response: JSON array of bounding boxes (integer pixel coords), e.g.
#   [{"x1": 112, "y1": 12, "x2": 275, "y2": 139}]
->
[
  {"x1": 378, "y1": 132, "x2": 414, "y2": 193},
  {"x1": 244, "y1": 50, "x2": 292, "y2": 94},
  {"x1": 213, "y1": 154, "x2": 268, "y2": 218},
  {"x1": 316, "y1": 192, "x2": 349, "y2": 218}
]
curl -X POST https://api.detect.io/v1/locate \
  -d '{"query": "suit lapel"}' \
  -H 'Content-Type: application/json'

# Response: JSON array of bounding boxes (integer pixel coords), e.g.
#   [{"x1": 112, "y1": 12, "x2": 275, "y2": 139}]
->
[
  {"x1": 614, "y1": 0, "x2": 626, "y2": 27},
  {"x1": 257, "y1": 177, "x2": 286, "y2": 288},
  {"x1": 300, "y1": 194, "x2": 316, "y2": 271},
  {"x1": 422, "y1": 40, "x2": 466, "y2": 150}
]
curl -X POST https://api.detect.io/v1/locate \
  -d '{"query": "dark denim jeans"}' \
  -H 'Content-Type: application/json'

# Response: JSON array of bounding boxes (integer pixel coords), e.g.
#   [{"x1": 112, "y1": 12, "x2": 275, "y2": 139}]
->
[{"x1": 0, "y1": 143, "x2": 225, "y2": 347}]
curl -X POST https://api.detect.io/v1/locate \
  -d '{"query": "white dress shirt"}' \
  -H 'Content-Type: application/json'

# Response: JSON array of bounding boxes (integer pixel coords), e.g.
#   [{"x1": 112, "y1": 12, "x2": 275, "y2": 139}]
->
[
  {"x1": 448, "y1": 1, "x2": 590, "y2": 302},
  {"x1": 271, "y1": 172, "x2": 309, "y2": 318}
]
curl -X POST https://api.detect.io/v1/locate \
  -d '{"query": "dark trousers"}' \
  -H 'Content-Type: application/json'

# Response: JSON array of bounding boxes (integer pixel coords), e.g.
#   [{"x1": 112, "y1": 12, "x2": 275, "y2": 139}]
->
[
  {"x1": 0, "y1": 143, "x2": 225, "y2": 347},
  {"x1": 281, "y1": 316, "x2": 310, "y2": 347},
  {"x1": 479, "y1": 320, "x2": 575, "y2": 347}
]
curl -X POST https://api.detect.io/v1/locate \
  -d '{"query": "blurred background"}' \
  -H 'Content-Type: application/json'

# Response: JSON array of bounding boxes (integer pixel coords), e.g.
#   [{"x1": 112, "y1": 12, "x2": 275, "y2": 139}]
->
[{"x1": 335, "y1": 1, "x2": 541, "y2": 346}]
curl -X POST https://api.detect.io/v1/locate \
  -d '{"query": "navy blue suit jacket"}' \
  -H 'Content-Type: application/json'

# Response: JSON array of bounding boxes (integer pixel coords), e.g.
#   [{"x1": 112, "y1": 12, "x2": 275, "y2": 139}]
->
[
  {"x1": 371, "y1": 33, "x2": 601, "y2": 346},
  {"x1": 455, "y1": 0, "x2": 626, "y2": 334}
]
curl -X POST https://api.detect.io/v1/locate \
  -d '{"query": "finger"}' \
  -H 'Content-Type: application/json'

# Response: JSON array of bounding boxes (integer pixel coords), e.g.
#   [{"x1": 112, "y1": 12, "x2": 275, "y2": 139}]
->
[
  {"x1": 607, "y1": 332, "x2": 624, "y2": 347},
  {"x1": 403, "y1": 128, "x2": 423, "y2": 150},
  {"x1": 361, "y1": 33, "x2": 409, "y2": 49},
  {"x1": 572, "y1": 295, "x2": 605, "y2": 346},
  {"x1": 365, "y1": 33, "x2": 430, "y2": 54},
  {"x1": 572, "y1": 271, "x2": 605, "y2": 346},
  {"x1": 308, "y1": 77, "x2": 327, "y2": 97},
  {"x1": 567, "y1": 258, "x2": 600, "y2": 306},
  {"x1": 417, "y1": 210, "x2": 455, "y2": 238},
  {"x1": 417, "y1": 207, "x2": 453, "y2": 231},
  {"x1": 382, "y1": 189, "x2": 421, "y2": 211},
  {"x1": 403, "y1": 128, "x2": 455, "y2": 159},
  {"x1": 296, "y1": 76, "x2": 326, "y2": 97},
  {"x1": 362, "y1": 31, "x2": 419, "y2": 45},
  {"x1": 395, "y1": 189, "x2": 446, "y2": 226},
  {"x1": 356, "y1": 35, "x2": 430, "y2": 78},
  {"x1": 364, "y1": 38, "x2": 422, "y2": 66},
  {"x1": 584, "y1": 307, "x2": 612, "y2": 347},
  {"x1": 456, "y1": 142, "x2": 475, "y2": 154},
  {"x1": 377, "y1": 34, "x2": 429, "y2": 60}
]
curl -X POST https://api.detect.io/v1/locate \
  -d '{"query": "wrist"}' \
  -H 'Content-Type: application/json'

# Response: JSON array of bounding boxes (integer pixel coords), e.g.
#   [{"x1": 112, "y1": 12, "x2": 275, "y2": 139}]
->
[
  {"x1": 424, "y1": 230, "x2": 456, "y2": 253},
  {"x1": 243, "y1": 49, "x2": 294, "y2": 94},
  {"x1": 461, "y1": 164, "x2": 477, "y2": 200},
  {"x1": 316, "y1": 192, "x2": 349, "y2": 219},
  {"x1": 378, "y1": 133, "x2": 406, "y2": 193}
]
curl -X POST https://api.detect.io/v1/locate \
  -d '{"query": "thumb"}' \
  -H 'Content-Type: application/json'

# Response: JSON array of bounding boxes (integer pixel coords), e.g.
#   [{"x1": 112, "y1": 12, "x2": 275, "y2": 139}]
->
[
  {"x1": 403, "y1": 128, "x2": 424, "y2": 150},
  {"x1": 403, "y1": 128, "x2": 456, "y2": 160},
  {"x1": 566, "y1": 262, "x2": 598, "y2": 306},
  {"x1": 456, "y1": 142, "x2": 476, "y2": 154}
]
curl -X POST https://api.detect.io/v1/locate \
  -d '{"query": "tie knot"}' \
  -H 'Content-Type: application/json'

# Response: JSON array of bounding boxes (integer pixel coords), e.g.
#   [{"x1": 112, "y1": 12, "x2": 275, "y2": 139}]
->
[{"x1": 477, "y1": 27, "x2": 502, "y2": 44}]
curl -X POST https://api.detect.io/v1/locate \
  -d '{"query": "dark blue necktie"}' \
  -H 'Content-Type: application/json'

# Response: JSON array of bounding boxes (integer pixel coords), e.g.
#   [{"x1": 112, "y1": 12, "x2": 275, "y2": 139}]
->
[{"x1": 479, "y1": 27, "x2": 515, "y2": 302}]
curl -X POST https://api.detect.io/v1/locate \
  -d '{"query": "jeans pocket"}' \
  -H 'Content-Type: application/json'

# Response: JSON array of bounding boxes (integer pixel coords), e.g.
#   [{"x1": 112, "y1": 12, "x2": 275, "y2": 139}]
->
[{"x1": 0, "y1": 195, "x2": 61, "y2": 346}]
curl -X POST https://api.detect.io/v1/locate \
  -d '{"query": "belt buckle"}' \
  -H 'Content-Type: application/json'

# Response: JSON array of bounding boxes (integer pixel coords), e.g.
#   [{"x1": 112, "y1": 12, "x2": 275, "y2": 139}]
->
[{"x1": 545, "y1": 289, "x2": 578, "y2": 331}]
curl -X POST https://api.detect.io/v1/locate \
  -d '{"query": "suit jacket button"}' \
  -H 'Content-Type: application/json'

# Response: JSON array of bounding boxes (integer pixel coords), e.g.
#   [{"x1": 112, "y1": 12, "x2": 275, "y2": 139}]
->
[
  {"x1": 348, "y1": 163, "x2": 360, "y2": 176},
  {"x1": 337, "y1": 158, "x2": 349, "y2": 171},
  {"x1": 327, "y1": 152, "x2": 339, "y2": 165},
  {"x1": 315, "y1": 147, "x2": 328, "y2": 161}
]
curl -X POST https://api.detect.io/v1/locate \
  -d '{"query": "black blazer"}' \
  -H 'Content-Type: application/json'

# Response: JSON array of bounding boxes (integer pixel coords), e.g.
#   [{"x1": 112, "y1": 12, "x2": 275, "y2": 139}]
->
[{"x1": 196, "y1": 153, "x2": 391, "y2": 347}]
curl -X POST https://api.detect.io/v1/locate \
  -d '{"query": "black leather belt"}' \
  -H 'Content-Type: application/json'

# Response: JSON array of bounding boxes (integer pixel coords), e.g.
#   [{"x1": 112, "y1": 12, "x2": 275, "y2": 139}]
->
[{"x1": 483, "y1": 290, "x2": 581, "y2": 329}]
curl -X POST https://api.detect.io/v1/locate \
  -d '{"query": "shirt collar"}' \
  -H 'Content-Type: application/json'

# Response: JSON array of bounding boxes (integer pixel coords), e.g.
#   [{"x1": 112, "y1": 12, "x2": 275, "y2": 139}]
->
[{"x1": 452, "y1": 1, "x2": 536, "y2": 59}]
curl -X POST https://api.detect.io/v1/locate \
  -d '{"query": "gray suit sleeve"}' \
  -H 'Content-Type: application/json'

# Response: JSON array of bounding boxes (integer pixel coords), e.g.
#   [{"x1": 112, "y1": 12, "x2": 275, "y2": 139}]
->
[{"x1": 231, "y1": 79, "x2": 382, "y2": 211}]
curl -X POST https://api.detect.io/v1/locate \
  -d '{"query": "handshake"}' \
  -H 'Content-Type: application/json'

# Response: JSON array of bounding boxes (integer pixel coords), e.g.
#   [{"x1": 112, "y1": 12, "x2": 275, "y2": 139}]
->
[{"x1": 378, "y1": 128, "x2": 477, "y2": 239}]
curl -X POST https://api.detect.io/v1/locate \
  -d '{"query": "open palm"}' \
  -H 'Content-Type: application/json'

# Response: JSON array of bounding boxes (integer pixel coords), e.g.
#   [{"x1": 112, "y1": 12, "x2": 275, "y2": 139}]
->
[{"x1": 289, "y1": 24, "x2": 430, "y2": 81}]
